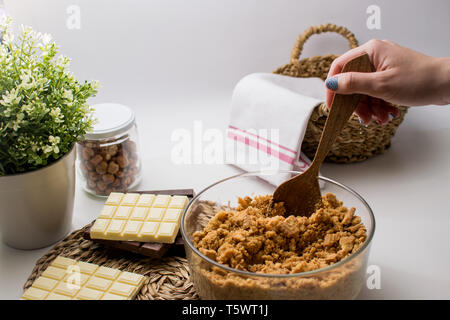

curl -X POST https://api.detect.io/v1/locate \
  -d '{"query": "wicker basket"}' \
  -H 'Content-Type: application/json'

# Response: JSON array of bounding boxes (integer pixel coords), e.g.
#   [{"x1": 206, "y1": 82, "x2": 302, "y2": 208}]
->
[{"x1": 273, "y1": 23, "x2": 408, "y2": 163}]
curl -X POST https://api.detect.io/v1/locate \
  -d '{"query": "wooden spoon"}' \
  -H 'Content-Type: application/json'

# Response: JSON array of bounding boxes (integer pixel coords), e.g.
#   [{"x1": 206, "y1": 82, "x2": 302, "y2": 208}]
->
[{"x1": 272, "y1": 53, "x2": 373, "y2": 217}]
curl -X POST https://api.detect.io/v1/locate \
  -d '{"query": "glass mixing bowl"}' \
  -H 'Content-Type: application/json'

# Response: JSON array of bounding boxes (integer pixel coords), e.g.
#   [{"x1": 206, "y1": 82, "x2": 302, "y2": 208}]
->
[{"x1": 181, "y1": 170, "x2": 375, "y2": 300}]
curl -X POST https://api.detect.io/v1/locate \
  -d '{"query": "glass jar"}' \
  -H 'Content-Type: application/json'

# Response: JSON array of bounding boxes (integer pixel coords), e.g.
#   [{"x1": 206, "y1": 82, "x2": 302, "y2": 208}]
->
[{"x1": 77, "y1": 103, "x2": 142, "y2": 197}]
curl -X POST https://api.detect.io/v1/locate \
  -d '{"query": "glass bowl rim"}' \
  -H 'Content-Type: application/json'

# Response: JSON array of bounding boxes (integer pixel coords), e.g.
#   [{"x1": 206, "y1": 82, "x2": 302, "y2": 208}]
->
[{"x1": 180, "y1": 170, "x2": 375, "y2": 278}]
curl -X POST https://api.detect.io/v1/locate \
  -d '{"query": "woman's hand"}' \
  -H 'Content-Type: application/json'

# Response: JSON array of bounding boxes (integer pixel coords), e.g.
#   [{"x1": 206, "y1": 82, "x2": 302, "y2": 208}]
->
[{"x1": 325, "y1": 39, "x2": 450, "y2": 125}]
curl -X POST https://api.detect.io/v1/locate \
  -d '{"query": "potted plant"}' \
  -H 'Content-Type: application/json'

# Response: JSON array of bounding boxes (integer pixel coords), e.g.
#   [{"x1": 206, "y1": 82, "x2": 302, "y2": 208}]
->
[{"x1": 0, "y1": 17, "x2": 99, "y2": 249}]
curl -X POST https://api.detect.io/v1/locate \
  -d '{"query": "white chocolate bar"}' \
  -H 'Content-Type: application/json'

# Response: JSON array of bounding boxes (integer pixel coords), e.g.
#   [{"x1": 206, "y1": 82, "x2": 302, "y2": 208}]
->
[
  {"x1": 21, "y1": 256, "x2": 146, "y2": 300},
  {"x1": 90, "y1": 193, "x2": 188, "y2": 243}
]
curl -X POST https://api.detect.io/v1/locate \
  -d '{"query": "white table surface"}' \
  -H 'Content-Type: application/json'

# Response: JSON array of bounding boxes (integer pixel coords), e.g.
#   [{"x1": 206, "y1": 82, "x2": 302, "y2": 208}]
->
[{"x1": 1, "y1": 98, "x2": 449, "y2": 300}]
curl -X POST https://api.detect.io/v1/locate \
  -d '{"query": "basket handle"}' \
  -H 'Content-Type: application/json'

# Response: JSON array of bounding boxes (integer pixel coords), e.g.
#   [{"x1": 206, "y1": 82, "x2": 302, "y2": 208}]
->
[{"x1": 290, "y1": 23, "x2": 359, "y2": 64}]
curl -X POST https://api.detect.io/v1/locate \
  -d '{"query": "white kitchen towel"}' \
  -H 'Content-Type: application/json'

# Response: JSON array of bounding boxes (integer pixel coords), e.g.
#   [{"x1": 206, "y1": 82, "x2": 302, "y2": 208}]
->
[{"x1": 226, "y1": 73, "x2": 326, "y2": 186}]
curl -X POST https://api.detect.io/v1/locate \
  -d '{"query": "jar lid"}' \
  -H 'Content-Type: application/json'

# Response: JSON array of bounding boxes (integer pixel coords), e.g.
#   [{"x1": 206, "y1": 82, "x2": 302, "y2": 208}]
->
[{"x1": 84, "y1": 103, "x2": 135, "y2": 140}]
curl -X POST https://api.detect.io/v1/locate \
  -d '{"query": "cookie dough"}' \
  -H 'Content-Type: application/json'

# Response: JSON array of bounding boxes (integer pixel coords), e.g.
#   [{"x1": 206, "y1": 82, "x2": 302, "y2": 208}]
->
[{"x1": 193, "y1": 193, "x2": 367, "y2": 274}]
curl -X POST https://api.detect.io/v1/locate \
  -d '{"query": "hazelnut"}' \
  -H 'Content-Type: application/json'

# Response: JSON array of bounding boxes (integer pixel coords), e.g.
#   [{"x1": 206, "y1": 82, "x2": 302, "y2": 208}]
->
[
  {"x1": 116, "y1": 170, "x2": 125, "y2": 178},
  {"x1": 102, "y1": 174, "x2": 115, "y2": 184},
  {"x1": 107, "y1": 145, "x2": 118, "y2": 156},
  {"x1": 95, "y1": 161, "x2": 108, "y2": 175},
  {"x1": 96, "y1": 180, "x2": 107, "y2": 191},
  {"x1": 81, "y1": 147, "x2": 94, "y2": 160},
  {"x1": 116, "y1": 155, "x2": 129, "y2": 168},
  {"x1": 122, "y1": 176, "x2": 132, "y2": 187},
  {"x1": 129, "y1": 167, "x2": 138, "y2": 176},
  {"x1": 124, "y1": 140, "x2": 137, "y2": 153},
  {"x1": 90, "y1": 154, "x2": 103, "y2": 166},
  {"x1": 112, "y1": 178, "x2": 121, "y2": 188},
  {"x1": 129, "y1": 152, "x2": 138, "y2": 160},
  {"x1": 107, "y1": 161, "x2": 119, "y2": 174},
  {"x1": 129, "y1": 158, "x2": 137, "y2": 167},
  {"x1": 85, "y1": 161, "x2": 95, "y2": 171},
  {"x1": 80, "y1": 164, "x2": 89, "y2": 175},
  {"x1": 83, "y1": 141, "x2": 96, "y2": 149},
  {"x1": 88, "y1": 171, "x2": 100, "y2": 182},
  {"x1": 104, "y1": 187, "x2": 114, "y2": 196},
  {"x1": 87, "y1": 179, "x2": 97, "y2": 189}
]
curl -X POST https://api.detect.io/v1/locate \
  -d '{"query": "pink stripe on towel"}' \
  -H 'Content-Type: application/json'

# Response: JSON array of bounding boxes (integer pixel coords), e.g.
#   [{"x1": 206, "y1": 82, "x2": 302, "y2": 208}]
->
[
  {"x1": 228, "y1": 125, "x2": 297, "y2": 155},
  {"x1": 227, "y1": 130, "x2": 295, "y2": 165}
]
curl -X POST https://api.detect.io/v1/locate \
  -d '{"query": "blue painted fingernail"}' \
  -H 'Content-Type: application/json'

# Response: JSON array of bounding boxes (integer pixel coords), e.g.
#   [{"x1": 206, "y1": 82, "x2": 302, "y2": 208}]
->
[
  {"x1": 388, "y1": 113, "x2": 396, "y2": 120},
  {"x1": 326, "y1": 77, "x2": 338, "y2": 91},
  {"x1": 358, "y1": 116, "x2": 369, "y2": 127}
]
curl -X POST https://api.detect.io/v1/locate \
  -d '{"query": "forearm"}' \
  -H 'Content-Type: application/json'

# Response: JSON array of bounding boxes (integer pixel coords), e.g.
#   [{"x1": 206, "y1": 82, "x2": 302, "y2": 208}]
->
[{"x1": 433, "y1": 57, "x2": 450, "y2": 105}]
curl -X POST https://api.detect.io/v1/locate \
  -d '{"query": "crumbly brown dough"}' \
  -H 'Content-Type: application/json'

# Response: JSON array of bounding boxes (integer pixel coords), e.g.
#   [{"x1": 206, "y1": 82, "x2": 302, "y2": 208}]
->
[{"x1": 193, "y1": 193, "x2": 367, "y2": 274}]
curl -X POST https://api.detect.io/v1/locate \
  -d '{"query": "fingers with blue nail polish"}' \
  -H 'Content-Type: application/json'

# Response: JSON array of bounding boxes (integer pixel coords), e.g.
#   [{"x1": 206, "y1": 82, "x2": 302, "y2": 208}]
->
[
  {"x1": 326, "y1": 77, "x2": 338, "y2": 91},
  {"x1": 358, "y1": 117, "x2": 363, "y2": 125},
  {"x1": 357, "y1": 116, "x2": 370, "y2": 127}
]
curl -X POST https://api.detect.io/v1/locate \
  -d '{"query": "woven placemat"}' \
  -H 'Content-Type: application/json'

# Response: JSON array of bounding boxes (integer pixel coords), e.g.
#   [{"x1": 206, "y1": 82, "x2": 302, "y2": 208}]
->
[{"x1": 23, "y1": 223, "x2": 199, "y2": 300}]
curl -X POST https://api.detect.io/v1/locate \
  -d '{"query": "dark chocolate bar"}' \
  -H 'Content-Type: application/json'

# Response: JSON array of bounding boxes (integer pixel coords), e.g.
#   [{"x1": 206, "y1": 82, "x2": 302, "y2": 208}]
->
[{"x1": 83, "y1": 225, "x2": 182, "y2": 259}]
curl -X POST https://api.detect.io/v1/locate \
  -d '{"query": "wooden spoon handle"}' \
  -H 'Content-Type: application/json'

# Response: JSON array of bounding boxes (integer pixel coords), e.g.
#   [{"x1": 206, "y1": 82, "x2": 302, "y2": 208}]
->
[{"x1": 310, "y1": 53, "x2": 374, "y2": 171}]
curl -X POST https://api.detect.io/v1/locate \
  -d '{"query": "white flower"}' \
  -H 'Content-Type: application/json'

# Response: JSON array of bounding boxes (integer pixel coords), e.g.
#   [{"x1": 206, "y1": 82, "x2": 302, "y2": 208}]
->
[
  {"x1": 2, "y1": 32, "x2": 14, "y2": 44},
  {"x1": 16, "y1": 113, "x2": 25, "y2": 121},
  {"x1": 21, "y1": 104, "x2": 33, "y2": 115},
  {"x1": 48, "y1": 136, "x2": 60, "y2": 154},
  {"x1": 56, "y1": 55, "x2": 70, "y2": 68},
  {"x1": 19, "y1": 25, "x2": 32, "y2": 35},
  {"x1": 19, "y1": 71, "x2": 35, "y2": 90},
  {"x1": 50, "y1": 107, "x2": 64, "y2": 123},
  {"x1": 0, "y1": 46, "x2": 8, "y2": 58},
  {"x1": 7, "y1": 119, "x2": 21, "y2": 131},
  {"x1": 1, "y1": 88, "x2": 21, "y2": 105},
  {"x1": 62, "y1": 89, "x2": 73, "y2": 101},
  {"x1": 42, "y1": 145, "x2": 53, "y2": 154},
  {"x1": 50, "y1": 107, "x2": 61, "y2": 117},
  {"x1": 48, "y1": 135, "x2": 60, "y2": 144},
  {"x1": 92, "y1": 80, "x2": 100, "y2": 89},
  {"x1": 0, "y1": 15, "x2": 12, "y2": 30},
  {"x1": 34, "y1": 31, "x2": 43, "y2": 41},
  {"x1": 42, "y1": 33, "x2": 52, "y2": 45}
]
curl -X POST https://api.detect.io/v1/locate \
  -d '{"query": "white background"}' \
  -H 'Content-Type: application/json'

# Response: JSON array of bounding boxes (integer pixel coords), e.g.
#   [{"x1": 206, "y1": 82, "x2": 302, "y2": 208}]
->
[{"x1": 1, "y1": 0, "x2": 450, "y2": 299}]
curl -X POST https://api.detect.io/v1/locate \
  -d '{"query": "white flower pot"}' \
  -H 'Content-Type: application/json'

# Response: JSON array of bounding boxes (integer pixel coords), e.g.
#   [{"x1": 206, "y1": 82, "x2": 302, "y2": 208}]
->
[{"x1": 0, "y1": 148, "x2": 76, "y2": 249}]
